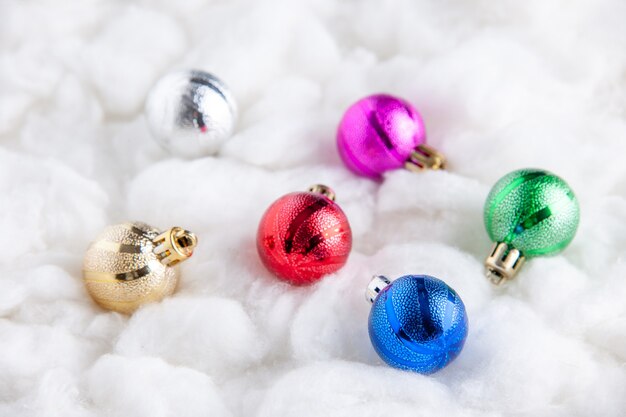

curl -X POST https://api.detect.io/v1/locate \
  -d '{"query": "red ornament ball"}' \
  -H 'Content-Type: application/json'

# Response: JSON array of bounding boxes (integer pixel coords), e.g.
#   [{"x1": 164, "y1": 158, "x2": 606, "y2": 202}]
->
[{"x1": 256, "y1": 187, "x2": 352, "y2": 285}]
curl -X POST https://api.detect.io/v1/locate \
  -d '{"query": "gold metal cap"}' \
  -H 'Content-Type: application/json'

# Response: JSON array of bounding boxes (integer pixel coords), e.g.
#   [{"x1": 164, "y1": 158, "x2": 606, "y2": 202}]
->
[
  {"x1": 405, "y1": 144, "x2": 446, "y2": 172},
  {"x1": 485, "y1": 242, "x2": 525, "y2": 285},
  {"x1": 308, "y1": 184, "x2": 336, "y2": 201},
  {"x1": 153, "y1": 227, "x2": 198, "y2": 266}
]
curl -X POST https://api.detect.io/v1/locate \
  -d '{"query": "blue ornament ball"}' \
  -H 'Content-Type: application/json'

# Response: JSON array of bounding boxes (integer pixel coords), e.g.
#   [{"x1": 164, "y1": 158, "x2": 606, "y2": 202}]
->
[{"x1": 368, "y1": 275, "x2": 468, "y2": 374}]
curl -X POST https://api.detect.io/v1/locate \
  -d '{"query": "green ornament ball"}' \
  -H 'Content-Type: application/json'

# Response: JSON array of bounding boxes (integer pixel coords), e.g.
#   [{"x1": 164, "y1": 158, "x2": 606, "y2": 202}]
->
[{"x1": 484, "y1": 169, "x2": 579, "y2": 258}]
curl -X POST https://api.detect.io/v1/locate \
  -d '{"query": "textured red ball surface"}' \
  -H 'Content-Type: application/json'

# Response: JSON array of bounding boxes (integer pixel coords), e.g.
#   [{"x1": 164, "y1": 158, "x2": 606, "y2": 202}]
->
[{"x1": 256, "y1": 191, "x2": 352, "y2": 285}]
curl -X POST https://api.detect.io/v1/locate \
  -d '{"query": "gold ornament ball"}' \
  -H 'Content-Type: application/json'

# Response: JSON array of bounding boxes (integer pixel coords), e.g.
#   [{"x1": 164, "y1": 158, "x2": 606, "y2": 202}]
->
[{"x1": 82, "y1": 222, "x2": 197, "y2": 314}]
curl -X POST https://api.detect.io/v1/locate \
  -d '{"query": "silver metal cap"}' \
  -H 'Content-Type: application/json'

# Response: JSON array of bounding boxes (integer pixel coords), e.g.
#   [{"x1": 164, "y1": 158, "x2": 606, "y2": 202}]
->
[{"x1": 366, "y1": 275, "x2": 391, "y2": 304}]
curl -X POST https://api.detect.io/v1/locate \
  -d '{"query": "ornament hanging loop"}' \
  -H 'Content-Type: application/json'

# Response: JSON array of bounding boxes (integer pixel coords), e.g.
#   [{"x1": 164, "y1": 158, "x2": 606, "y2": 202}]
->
[
  {"x1": 405, "y1": 144, "x2": 446, "y2": 172},
  {"x1": 153, "y1": 227, "x2": 198, "y2": 266},
  {"x1": 485, "y1": 242, "x2": 525, "y2": 285},
  {"x1": 308, "y1": 184, "x2": 336, "y2": 201}
]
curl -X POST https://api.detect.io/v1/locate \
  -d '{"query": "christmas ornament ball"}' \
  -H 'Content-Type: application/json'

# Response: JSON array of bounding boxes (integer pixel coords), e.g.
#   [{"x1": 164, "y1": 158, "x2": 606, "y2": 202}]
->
[
  {"x1": 82, "y1": 222, "x2": 197, "y2": 314},
  {"x1": 337, "y1": 94, "x2": 444, "y2": 179},
  {"x1": 145, "y1": 69, "x2": 237, "y2": 157},
  {"x1": 256, "y1": 185, "x2": 352, "y2": 285},
  {"x1": 367, "y1": 275, "x2": 468, "y2": 374},
  {"x1": 484, "y1": 168, "x2": 579, "y2": 258}
]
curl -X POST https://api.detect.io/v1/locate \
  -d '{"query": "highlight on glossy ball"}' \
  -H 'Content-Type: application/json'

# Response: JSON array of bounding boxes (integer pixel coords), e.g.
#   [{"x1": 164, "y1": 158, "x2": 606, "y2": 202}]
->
[
  {"x1": 336, "y1": 94, "x2": 426, "y2": 179},
  {"x1": 484, "y1": 168, "x2": 579, "y2": 258},
  {"x1": 368, "y1": 275, "x2": 468, "y2": 374},
  {"x1": 145, "y1": 69, "x2": 237, "y2": 157},
  {"x1": 256, "y1": 188, "x2": 352, "y2": 285}
]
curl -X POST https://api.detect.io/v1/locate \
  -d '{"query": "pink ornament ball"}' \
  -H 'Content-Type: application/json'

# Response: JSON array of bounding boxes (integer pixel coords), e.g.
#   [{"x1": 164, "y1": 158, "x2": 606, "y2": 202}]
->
[{"x1": 336, "y1": 94, "x2": 426, "y2": 179}]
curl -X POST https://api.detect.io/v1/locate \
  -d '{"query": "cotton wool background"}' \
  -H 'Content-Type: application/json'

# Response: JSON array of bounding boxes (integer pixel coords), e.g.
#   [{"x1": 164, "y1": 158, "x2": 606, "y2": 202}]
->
[{"x1": 1, "y1": 0, "x2": 625, "y2": 416}]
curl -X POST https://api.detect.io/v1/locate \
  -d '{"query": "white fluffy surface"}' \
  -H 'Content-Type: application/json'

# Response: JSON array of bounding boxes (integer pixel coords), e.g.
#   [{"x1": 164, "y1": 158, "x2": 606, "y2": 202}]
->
[{"x1": 1, "y1": 0, "x2": 625, "y2": 416}]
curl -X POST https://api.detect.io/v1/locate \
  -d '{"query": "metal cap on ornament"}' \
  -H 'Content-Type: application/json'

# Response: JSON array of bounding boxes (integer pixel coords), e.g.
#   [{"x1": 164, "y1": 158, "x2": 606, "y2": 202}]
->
[{"x1": 153, "y1": 227, "x2": 198, "y2": 266}]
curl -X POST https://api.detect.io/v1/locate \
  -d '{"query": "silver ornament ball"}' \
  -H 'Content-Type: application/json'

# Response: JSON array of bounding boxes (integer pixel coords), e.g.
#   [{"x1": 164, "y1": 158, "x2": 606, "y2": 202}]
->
[{"x1": 145, "y1": 69, "x2": 237, "y2": 157}]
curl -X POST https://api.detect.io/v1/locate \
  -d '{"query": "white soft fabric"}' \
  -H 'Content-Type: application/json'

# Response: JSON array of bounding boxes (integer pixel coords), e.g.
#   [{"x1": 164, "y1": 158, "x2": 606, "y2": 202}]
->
[{"x1": 1, "y1": 0, "x2": 625, "y2": 416}]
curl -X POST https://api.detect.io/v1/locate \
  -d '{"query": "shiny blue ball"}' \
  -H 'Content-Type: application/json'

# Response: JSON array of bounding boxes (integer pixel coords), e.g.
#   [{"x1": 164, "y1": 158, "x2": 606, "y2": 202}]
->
[{"x1": 368, "y1": 275, "x2": 468, "y2": 374}]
